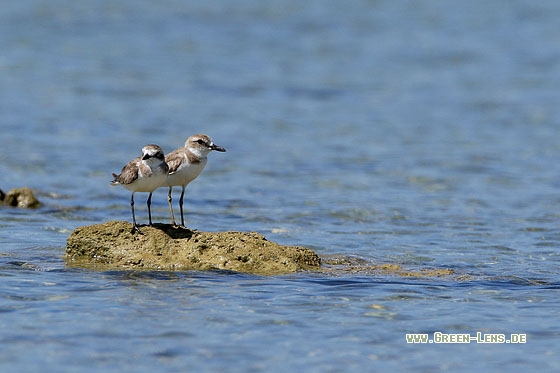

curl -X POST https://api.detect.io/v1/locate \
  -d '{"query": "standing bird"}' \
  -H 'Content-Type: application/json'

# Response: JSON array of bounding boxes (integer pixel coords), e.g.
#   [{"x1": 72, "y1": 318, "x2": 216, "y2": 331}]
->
[
  {"x1": 165, "y1": 134, "x2": 226, "y2": 226},
  {"x1": 110, "y1": 144, "x2": 169, "y2": 234}
]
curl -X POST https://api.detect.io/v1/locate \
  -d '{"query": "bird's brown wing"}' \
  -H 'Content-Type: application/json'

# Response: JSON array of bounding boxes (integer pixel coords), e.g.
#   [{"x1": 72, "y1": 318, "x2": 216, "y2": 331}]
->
[
  {"x1": 165, "y1": 149, "x2": 185, "y2": 174},
  {"x1": 112, "y1": 157, "x2": 140, "y2": 185}
]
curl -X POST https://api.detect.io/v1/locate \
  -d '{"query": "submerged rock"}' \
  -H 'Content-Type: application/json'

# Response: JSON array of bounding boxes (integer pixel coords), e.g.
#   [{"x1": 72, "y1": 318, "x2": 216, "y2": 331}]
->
[
  {"x1": 320, "y1": 255, "x2": 455, "y2": 277},
  {"x1": 64, "y1": 221, "x2": 321, "y2": 275},
  {"x1": 1, "y1": 187, "x2": 41, "y2": 208}
]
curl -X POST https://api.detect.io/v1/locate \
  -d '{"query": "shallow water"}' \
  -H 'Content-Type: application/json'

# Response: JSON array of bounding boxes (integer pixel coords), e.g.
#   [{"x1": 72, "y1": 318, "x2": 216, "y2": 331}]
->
[{"x1": 1, "y1": 0, "x2": 560, "y2": 371}]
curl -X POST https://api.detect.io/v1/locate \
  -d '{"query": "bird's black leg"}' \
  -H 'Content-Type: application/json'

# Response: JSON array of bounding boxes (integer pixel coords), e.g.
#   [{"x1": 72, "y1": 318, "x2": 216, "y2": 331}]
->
[
  {"x1": 179, "y1": 186, "x2": 186, "y2": 227},
  {"x1": 147, "y1": 192, "x2": 153, "y2": 226},
  {"x1": 131, "y1": 193, "x2": 142, "y2": 234}
]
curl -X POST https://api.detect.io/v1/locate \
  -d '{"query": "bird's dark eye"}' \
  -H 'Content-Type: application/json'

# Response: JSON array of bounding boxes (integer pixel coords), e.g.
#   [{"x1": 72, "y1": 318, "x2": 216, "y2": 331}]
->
[{"x1": 197, "y1": 139, "x2": 205, "y2": 145}]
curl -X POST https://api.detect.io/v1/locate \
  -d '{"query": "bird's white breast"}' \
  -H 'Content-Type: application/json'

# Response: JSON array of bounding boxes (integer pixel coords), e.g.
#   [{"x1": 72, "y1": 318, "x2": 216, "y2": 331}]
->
[{"x1": 166, "y1": 155, "x2": 207, "y2": 187}]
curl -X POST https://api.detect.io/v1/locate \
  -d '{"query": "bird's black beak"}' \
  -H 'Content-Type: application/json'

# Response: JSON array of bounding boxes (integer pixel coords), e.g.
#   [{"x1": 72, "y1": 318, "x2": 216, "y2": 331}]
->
[
  {"x1": 211, "y1": 144, "x2": 226, "y2": 152},
  {"x1": 142, "y1": 154, "x2": 150, "y2": 160}
]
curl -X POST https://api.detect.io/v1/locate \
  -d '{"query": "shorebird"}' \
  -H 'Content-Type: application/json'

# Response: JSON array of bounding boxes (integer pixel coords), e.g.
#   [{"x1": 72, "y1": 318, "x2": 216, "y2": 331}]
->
[
  {"x1": 110, "y1": 144, "x2": 169, "y2": 234},
  {"x1": 165, "y1": 134, "x2": 226, "y2": 226}
]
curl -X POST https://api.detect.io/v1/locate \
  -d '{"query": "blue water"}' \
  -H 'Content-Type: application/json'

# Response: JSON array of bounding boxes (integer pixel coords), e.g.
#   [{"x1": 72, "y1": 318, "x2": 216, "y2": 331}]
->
[{"x1": 2, "y1": 0, "x2": 560, "y2": 371}]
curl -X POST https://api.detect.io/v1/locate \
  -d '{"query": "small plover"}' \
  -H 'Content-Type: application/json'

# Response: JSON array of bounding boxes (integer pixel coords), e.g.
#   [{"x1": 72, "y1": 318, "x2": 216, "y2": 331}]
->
[
  {"x1": 110, "y1": 144, "x2": 169, "y2": 234},
  {"x1": 165, "y1": 134, "x2": 226, "y2": 226}
]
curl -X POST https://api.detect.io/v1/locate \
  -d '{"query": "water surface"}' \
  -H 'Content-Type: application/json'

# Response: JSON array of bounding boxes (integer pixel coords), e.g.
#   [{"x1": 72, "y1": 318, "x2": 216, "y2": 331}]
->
[{"x1": 1, "y1": 0, "x2": 560, "y2": 371}]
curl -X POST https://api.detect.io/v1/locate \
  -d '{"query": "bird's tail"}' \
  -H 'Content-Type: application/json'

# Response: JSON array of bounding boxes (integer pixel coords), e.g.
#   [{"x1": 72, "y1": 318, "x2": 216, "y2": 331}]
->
[{"x1": 110, "y1": 173, "x2": 120, "y2": 186}]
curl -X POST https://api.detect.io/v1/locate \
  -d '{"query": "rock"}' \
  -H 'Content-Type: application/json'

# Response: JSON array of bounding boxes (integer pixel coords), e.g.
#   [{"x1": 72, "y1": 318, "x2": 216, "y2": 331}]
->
[
  {"x1": 64, "y1": 221, "x2": 322, "y2": 275},
  {"x1": 2, "y1": 187, "x2": 41, "y2": 208},
  {"x1": 64, "y1": 221, "x2": 457, "y2": 278}
]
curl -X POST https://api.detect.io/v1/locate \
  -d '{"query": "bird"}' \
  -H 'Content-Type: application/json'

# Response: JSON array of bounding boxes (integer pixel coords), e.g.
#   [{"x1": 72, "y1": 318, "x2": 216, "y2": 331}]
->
[
  {"x1": 110, "y1": 144, "x2": 169, "y2": 234},
  {"x1": 165, "y1": 134, "x2": 226, "y2": 226}
]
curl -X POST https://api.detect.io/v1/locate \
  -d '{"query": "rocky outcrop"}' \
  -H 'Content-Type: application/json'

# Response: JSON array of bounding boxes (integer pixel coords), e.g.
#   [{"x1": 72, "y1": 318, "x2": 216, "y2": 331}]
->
[
  {"x1": 64, "y1": 221, "x2": 321, "y2": 275},
  {"x1": 0, "y1": 187, "x2": 41, "y2": 208},
  {"x1": 64, "y1": 221, "x2": 457, "y2": 278}
]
